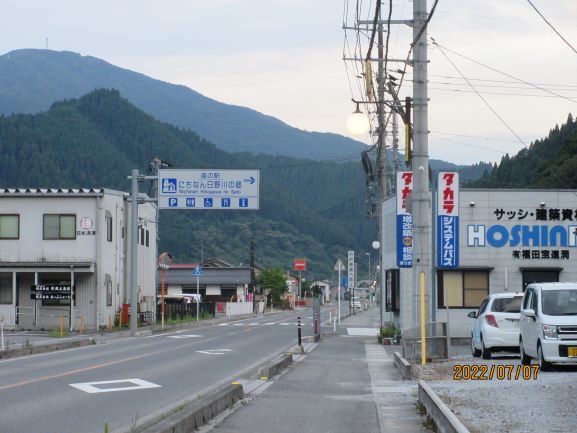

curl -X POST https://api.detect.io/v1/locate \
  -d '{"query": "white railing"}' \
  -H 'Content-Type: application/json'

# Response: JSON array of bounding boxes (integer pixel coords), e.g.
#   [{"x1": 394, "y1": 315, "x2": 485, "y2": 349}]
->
[{"x1": 226, "y1": 302, "x2": 254, "y2": 317}]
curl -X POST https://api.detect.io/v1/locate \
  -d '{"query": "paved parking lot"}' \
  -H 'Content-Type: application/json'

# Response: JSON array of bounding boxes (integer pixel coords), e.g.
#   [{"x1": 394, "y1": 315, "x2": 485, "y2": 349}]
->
[{"x1": 419, "y1": 350, "x2": 577, "y2": 433}]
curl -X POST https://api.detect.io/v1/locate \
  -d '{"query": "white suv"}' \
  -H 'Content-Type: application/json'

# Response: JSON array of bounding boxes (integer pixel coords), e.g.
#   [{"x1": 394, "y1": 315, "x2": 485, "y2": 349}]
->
[
  {"x1": 468, "y1": 292, "x2": 523, "y2": 359},
  {"x1": 520, "y1": 282, "x2": 577, "y2": 371}
]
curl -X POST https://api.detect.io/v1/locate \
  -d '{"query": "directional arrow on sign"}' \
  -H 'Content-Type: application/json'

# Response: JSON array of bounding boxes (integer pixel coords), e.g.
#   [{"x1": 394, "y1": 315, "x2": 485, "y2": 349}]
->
[{"x1": 244, "y1": 176, "x2": 256, "y2": 185}]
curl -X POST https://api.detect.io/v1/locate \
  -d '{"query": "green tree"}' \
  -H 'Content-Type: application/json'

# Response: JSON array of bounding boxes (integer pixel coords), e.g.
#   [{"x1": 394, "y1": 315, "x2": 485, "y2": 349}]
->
[{"x1": 257, "y1": 268, "x2": 288, "y2": 303}]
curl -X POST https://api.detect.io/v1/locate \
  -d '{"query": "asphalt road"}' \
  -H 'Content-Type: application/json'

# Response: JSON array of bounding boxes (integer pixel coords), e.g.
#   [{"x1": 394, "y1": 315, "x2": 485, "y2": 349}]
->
[{"x1": 0, "y1": 307, "x2": 338, "y2": 433}]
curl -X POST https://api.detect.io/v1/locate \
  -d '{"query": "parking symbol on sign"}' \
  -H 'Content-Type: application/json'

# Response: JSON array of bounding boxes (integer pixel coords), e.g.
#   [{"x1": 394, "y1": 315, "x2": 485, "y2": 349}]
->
[
  {"x1": 239, "y1": 198, "x2": 249, "y2": 208},
  {"x1": 204, "y1": 198, "x2": 213, "y2": 208},
  {"x1": 168, "y1": 198, "x2": 178, "y2": 207},
  {"x1": 186, "y1": 198, "x2": 195, "y2": 207},
  {"x1": 221, "y1": 198, "x2": 231, "y2": 208}
]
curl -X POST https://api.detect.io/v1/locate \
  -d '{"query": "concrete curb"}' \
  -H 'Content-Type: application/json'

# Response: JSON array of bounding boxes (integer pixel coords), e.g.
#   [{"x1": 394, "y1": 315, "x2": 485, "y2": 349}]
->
[
  {"x1": 393, "y1": 351, "x2": 412, "y2": 379},
  {"x1": 257, "y1": 352, "x2": 293, "y2": 379},
  {"x1": 136, "y1": 384, "x2": 244, "y2": 433},
  {"x1": 418, "y1": 380, "x2": 471, "y2": 433},
  {"x1": 128, "y1": 351, "x2": 294, "y2": 433},
  {"x1": 0, "y1": 338, "x2": 93, "y2": 359}
]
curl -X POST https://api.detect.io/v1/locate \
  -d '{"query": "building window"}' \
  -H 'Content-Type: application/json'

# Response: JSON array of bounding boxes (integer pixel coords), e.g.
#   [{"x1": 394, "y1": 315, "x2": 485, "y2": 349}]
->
[
  {"x1": 105, "y1": 212, "x2": 113, "y2": 242},
  {"x1": 43, "y1": 214, "x2": 76, "y2": 240},
  {"x1": 145, "y1": 230, "x2": 149, "y2": 247},
  {"x1": 0, "y1": 215, "x2": 19, "y2": 239},
  {"x1": 0, "y1": 273, "x2": 13, "y2": 304},
  {"x1": 438, "y1": 270, "x2": 489, "y2": 308},
  {"x1": 106, "y1": 274, "x2": 113, "y2": 307}
]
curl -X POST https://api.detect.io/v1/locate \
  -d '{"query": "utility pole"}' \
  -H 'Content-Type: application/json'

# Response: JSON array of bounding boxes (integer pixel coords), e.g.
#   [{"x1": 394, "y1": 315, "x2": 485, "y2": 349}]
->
[
  {"x1": 411, "y1": 0, "x2": 431, "y2": 327},
  {"x1": 377, "y1": 6, "x2": 387, "y2": 327}
]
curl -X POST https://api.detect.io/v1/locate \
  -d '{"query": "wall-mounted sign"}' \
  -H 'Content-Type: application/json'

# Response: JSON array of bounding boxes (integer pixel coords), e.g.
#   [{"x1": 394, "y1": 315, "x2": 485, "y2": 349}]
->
[
  {"x1": 80, "y1": 217, "x2": 93, "y2": 230},
  {"x1": 437, "y1": 172, "x2": 459, "y2": 268},
  {"x1": 31, "y1": 284, "x2": 74, "y2": 306},
  {"x1": 396, "y1": 172, "x2": 413, "y2": 268},
  {"x1": 158, "y1": 169, "x2": 260, "y2": 210}
]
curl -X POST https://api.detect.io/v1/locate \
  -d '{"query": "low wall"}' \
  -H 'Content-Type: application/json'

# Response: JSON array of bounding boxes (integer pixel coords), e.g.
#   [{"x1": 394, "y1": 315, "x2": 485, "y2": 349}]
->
[
  {"x1": 226, "y1": 302, "x2": 253, "y2": 317},
  {"x1": 418, "y1": 380, "x2": 470, "y2": 433}
]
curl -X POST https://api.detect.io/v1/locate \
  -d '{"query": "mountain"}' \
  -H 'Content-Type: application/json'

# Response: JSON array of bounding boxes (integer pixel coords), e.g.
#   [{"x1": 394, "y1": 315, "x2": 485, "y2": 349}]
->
[
  {"x1": 0, "y1": 89, "x2": 375, "y2": 278},
  {"x1": 0, "y1": 49, "x2": 366, "y2": 161},
  {"x1": 468, "y1": 114, "x2": 577, "y2": 188}
]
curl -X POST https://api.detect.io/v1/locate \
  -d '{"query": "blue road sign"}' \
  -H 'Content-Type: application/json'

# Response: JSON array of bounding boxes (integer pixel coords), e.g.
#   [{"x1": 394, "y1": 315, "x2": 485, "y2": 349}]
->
[
  {"x1": 186, "y1": 198, "x2": 195, "y2": 207},
  {"x1": 239, "y1": 198, "x2": 249, "y2": 208},
  {"x1": 204, "y1": 198, "x2": 213, "y2": 208},
  {"x1": 341, "y1": 276, "x2": 348, "y2": 288},
  {"x1": 192, "y1": 266, "x2": 203, "y2": 276},
  {"x1": 168, "y1": 198, "x2": 178, "y2": 207},
  {"x1": 221, "y1": 198, "x2": 231, "y2": 208}
]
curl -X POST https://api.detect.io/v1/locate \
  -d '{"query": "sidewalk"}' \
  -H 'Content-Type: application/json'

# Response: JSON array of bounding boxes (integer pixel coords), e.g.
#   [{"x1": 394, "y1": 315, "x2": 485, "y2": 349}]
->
[{"x1": 206, "y1": 307, "x2": 429, "y2": 433}]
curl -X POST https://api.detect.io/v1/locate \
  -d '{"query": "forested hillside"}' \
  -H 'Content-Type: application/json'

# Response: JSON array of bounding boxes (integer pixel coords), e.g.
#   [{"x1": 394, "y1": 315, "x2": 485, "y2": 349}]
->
[
  {"x1": 0, "y1": 89, "x2": 374, "y2": 278},
  {"x1": 0, "y1": 49, "x2": 366, "y2": 160},
  {"x1": 469, "y1": 114, "x2": 577, "y2": 188}
]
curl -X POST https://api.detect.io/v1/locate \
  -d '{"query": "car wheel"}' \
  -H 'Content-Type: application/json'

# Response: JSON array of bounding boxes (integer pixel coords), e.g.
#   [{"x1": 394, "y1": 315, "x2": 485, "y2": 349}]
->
[
  {"x1": 519, "y1": 338, "x2": 531, "y2": 366},
  {"x1": 538, "y1": 343, "x2": 552, "y2": 372},
  {"x1": 471, "y1": 334, "x2": 481, "y2": 358},
  {"x1": 481, "y1": 336, "x2": 491, "y2": 359}
]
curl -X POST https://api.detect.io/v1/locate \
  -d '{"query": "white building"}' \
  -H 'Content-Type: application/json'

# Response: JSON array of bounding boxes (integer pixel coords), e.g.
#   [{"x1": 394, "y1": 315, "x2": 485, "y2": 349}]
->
[
  {"x1": 383, "y1": 189, "x2": 577, "y2": 338},
  {"x1": 0, "y1": 188, "x2": 157, "y2": 330}
]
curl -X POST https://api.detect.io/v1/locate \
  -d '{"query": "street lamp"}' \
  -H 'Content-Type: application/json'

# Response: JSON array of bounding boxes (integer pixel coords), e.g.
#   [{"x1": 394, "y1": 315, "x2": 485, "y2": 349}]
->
[
  {"x1": 365, "y1": 252, "x2": 371, "y2": 284},
  {"x1": 346, "y1": 102, "x2": 370, "y2": 135}
]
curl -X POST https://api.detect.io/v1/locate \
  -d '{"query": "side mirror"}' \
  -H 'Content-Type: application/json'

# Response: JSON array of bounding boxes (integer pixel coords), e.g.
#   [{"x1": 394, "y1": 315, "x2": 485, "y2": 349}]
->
[
  {"x1": 467, "y1": 311, "x2": 477, "y2": 319},
  {"x1": 522, "y1": 309, "x2": 536, "y2": 318}
]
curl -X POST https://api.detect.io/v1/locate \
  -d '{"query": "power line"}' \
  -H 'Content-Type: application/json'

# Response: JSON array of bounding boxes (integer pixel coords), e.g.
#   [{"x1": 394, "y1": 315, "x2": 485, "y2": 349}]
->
[
  {"x1": 432, "y1": 41, "x2": 577, "y2": 104},
  {"x1": 427, "y1": 86, "x2": 577, "y2": 99},
  {"x1": 524, "y1": 0, "x2": 577, "y2": 55},
  {"x1": 432, "y1": 38, "x2": 528, "y2": 147},
  {"x1": 431, "y1": 131, "x2": 526, "y2": 143},
  {"x1": 411, "y1": 0, "x2": 439, "y2": 47}
]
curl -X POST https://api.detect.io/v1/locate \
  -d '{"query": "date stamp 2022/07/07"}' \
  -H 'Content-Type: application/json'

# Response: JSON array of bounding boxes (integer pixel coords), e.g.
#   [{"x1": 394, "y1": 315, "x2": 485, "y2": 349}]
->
[{"x1": 453, "y1": 364, "x2": 539, "y2": 381}]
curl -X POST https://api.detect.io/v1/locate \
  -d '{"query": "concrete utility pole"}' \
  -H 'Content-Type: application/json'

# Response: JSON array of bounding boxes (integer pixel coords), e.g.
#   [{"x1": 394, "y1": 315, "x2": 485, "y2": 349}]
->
[
  {"x1": 377, "y1": 6, "x2": 387, "y2": 328},
  {"x1": 411, "y1": 0, "x2": 431, "y2": 327},
  {"x1": 130, "y1": 169, "x2": 139, "y2": 336}
]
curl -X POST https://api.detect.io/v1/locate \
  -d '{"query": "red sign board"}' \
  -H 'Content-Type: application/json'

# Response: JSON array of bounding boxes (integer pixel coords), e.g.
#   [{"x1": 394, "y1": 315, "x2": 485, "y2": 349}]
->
[{"x1": 294, "y1": 258, "x2": 307, "y2": 271}]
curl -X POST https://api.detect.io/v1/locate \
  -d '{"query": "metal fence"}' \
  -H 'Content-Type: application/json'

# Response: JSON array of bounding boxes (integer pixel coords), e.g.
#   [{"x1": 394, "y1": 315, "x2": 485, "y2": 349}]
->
[
  {"x1": 156, "y1": 302, "x2": 215, "y2": 322},
  {"x1": 401, "y1": 322, "x2": 449, "y2": 364}
]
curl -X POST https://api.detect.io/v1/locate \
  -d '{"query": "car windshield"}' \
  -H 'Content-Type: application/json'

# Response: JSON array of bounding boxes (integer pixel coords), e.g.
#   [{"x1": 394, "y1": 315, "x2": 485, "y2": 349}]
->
[
  {"x1": 541, "y1": 289, "x2": 577, "y2": 315},
  {"x1": 491, "y1": 297, "x2": 522, "y2": 313}
]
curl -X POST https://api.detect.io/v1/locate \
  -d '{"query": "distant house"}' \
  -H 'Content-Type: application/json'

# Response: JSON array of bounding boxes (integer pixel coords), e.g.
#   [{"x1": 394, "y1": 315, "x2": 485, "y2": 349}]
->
[
  {"x1": 0, "y1": 188, "x2": 157, "y2": 330},
  {"x1": 158, "y1": 263, "x2": 251, "y2": 302}
]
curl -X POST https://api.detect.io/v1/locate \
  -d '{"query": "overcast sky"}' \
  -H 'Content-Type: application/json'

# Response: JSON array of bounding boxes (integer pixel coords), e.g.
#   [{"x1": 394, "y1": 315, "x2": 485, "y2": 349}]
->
[{"x1": 1, "y1": 0, "x2": 576, "y2": 165}]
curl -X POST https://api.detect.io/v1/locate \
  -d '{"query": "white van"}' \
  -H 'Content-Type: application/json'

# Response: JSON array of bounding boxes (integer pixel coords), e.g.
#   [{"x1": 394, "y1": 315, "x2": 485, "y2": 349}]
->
[{"x1": 519, "y1": 282, "x2": 577, "y2": 371}]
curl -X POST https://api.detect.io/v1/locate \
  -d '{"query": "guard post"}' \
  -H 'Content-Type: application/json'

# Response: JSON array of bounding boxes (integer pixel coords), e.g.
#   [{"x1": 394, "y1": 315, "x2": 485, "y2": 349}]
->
[{"x1": 313, "y1": 296, "x2": 321, "y2": 342}]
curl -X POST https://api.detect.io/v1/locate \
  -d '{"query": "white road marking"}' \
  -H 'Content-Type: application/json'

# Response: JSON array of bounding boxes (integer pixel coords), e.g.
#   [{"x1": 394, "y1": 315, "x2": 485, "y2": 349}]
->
[
  {"x1": 280, "y1": 323, "x2": 290, "y2": 326},
  {"x1": 196, "y1": 349, "x2": 232, "y2": 355},
  {"x1": 232, "y1": 323, "x2": 244, "y2": 326},
  {"x1": 347, "y1": 327, "x2": 378, "y2": 336},
  {"x1": 167, "y1": 335, "x2": 203, "y2": 339},
  {"x1": 217, "y1": 323, "x2": 229, "y2": 326},
  {"x1": 70, "y1": 379, "x2": 161, "y2": 394},
  {"x1": 264, "y1": 323, "x2": 275, "y2": 325}
]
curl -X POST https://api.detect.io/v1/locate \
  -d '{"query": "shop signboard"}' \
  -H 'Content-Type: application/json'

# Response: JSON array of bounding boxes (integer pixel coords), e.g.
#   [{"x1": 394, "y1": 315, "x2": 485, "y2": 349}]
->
[
  {"x1": 396, "y1": 172, "x2": 413, "y2": 268},
  {"x1": 437, "y1": 172, "x2": 459, "y2": 268}
]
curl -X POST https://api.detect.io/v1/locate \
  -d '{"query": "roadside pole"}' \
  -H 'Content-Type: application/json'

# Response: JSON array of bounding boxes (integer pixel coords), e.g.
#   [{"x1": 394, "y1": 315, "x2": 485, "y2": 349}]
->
[
  {"x1": 196, "y1": 273, "x2": 200, "y2": 322},
  {"x1": 130, "y1": 169, "x2": 139, "y2": 336},
  {"x1": 335, "y1": 258, "x2": 344, "y2": 324}
]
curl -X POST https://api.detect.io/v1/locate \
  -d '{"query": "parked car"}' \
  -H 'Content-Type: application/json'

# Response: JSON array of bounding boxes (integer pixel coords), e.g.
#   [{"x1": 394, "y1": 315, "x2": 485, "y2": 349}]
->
[
  {"x1": 468, "y1": 292, "x2": 523, "y2": 359},
  {"x1": 351, "y1": 296, "x2": 362, "y2": 309},
  {"x1": 520, "y1": 282, "x2": 577, "y2": 371}
]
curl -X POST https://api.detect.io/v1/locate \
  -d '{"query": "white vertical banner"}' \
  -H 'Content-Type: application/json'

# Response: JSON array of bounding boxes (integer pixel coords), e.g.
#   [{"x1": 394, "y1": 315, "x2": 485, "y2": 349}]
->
[
  {"x1": 347, "y1": 250, "x2": 355, "y2": 289},
  {"x1": 437, "y1": 172, "x2": 460, "y2": 268},
  {"x1": 396, "y1": 171, "x2": 413, "y2": 267}
]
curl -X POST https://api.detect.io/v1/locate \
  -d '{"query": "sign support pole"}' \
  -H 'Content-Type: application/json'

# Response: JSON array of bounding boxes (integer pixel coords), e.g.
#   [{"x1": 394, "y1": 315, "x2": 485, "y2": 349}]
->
[
  {"x1": 130, "y1": 169, "x2": 139, "y2": 336},
  {"x1": 196, "y1": 274, "x2": 200, "y2": 322}
]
